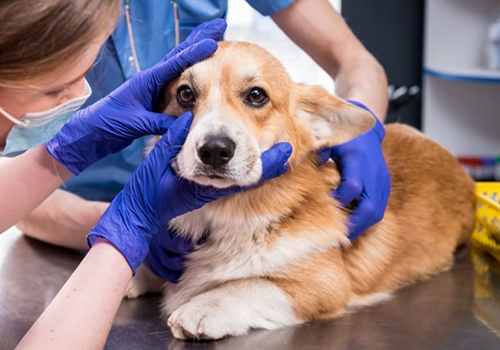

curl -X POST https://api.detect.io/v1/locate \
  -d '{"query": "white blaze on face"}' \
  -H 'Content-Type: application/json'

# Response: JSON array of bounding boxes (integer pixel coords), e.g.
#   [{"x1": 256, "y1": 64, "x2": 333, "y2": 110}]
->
[{"x1": 174, "y1": 46, "x2": 263, "y2": 189}]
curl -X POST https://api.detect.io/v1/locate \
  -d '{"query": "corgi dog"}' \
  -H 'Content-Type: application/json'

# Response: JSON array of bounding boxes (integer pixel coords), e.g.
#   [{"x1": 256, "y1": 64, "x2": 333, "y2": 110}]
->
[{"x1": 126, "y1": 41, "x2": 476, "y2": 340}]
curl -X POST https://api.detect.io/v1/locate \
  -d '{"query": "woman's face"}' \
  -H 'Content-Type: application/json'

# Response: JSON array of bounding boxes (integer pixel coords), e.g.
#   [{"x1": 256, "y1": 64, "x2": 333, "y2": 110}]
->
[{"x1": 0, "y1": 41, "x2": 102, "y2": 145}]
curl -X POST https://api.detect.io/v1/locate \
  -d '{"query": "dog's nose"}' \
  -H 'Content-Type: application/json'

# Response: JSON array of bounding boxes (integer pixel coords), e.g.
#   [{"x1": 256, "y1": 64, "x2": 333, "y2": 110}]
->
[{"x1": 198, "y1": 136, "x2": 236, "y2": 167}]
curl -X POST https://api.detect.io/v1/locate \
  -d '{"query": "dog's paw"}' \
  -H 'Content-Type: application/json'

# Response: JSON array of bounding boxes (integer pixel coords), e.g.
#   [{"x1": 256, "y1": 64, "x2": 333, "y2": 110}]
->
[
  {"x1": 124, "y1": 264, "x2": 165, "y2": 299},
  {"x1": 168, "y1": 296, "x2": 250, "y2": 340},
  {"x1": 124, "y1": 277, "x2": 149, "y2": 299}
]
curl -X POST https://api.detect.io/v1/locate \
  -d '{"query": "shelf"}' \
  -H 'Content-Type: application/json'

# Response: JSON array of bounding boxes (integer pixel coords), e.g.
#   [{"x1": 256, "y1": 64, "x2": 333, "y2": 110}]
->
[
  {"x1": 424, "y1": 66, "x2": 500, "y2": 84},
  {"x1": 423, "y1": 0, "x2": 500, "y2": 157}
]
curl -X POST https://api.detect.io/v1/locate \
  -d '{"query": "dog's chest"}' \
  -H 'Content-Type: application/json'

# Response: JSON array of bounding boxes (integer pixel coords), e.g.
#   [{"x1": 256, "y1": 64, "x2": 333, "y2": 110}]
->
[
  {"x1": 171, "y1": 206, "x2": 280, "y2": 277},
  {"x1": 164, "y1": 208, "x2": 277, "y2": 311},
  {"x1": 164, "y1": 204, "x2": 341, "y2": 313}
]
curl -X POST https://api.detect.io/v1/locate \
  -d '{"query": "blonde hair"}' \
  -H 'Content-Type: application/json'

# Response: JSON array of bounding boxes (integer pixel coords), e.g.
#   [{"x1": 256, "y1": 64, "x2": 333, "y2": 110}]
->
[{"x1": 0, "y1": 0, "x2": 121, "y2": 88}]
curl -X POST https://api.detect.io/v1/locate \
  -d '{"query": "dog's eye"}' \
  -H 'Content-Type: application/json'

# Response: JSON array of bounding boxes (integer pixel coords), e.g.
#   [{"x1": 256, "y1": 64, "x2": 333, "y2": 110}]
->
[
  {"x1": 245, "y1": 87, "x2": 269, "y2": 107},
  {"x1": 177, "y1": 85, "x2": 196, "y2": 107}
]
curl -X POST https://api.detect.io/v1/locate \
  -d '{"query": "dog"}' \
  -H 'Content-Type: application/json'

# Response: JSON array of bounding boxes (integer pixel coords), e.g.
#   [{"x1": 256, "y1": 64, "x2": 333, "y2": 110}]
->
[{"x1": 126, "y1": 41, "x2": 476, "y2": 340}]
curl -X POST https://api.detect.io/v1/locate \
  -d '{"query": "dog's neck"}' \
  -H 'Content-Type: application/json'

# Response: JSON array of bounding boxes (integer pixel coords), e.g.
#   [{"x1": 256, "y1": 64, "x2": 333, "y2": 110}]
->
[{"x1": 169, "y1": 152, "x2": 347, "y2": 246}]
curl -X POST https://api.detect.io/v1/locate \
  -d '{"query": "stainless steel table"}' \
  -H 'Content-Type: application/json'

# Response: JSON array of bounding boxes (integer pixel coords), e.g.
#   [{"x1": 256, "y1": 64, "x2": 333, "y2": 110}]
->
[{"x1": 2, "y1": 227, "x2": 500, "y2": 350}]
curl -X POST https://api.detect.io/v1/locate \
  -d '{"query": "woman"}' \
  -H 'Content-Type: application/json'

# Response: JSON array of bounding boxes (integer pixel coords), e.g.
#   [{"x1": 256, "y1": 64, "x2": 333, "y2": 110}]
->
[{"x1": 0, "y1": 1, "x2": 290, "y2": 348}]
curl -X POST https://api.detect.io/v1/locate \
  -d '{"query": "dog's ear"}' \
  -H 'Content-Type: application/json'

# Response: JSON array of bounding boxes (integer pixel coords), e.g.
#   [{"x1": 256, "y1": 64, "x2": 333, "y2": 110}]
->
[{"x1": 294, "y1": 84, "x2": 376, "y2": 149}]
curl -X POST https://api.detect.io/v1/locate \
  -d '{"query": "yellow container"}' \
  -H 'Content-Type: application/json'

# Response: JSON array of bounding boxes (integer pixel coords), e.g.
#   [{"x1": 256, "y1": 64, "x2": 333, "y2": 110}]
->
[
  {"x1": 472, "y1": 247, "x2": 500, "y2": 337},
  {"x1": 472, "y1": 182, "x2": 500, "y2": 261}
]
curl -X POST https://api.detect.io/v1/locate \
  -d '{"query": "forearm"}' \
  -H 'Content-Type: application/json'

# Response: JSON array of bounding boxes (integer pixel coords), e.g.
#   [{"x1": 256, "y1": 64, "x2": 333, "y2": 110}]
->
[
  {"x1": 333, "y1": 50, "x2": 388, "y2": 121},
  {"x1": 0, "y1": 145, "x2": 72, "y2": 233},
  {"x1": 17, "y1": 239, "x2": 132, "y2": 350},
  {"x1": 17, "y1": 189, "x2": 109, "y2": 251},
  {"x1": 272, "y1": 0, "x2": 388, "y2": 120}
]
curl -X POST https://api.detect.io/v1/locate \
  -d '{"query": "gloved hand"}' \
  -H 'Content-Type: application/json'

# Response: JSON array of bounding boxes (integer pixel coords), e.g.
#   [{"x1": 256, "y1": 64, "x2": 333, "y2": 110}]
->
[
  {"x1": 46, "y1": 19, "x2": 227, "y2": 176},
  {"x1": 318, "y1": 100, "x2": 391, "y2": 242},
  {"x1": 87, "y1": 112, "x2": 292, "y2": 273},
  {"x1": 160, "y1": 18, "x2": 227, "y2": 63},
  {"x1": 142, "y1": 138, "x2": 293, "y2": 282},
  {"x1": 144, "y1": 228, "x2": 193, "y2": 283}
]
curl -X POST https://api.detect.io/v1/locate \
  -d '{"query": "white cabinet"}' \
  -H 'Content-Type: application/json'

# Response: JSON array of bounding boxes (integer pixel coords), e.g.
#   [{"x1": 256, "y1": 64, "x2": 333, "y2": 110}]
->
[{"x1": 423, "y1": 0, "x2": 500, "y2": 157}]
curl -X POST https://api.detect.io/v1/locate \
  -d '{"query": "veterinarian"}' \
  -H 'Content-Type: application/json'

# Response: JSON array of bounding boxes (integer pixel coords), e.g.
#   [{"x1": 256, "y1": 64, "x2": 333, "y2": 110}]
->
[
  {"x1": 16, "y1": 0, "x2": 392, "y2": 284},
  {"x1": 0, "y1": 2, "x2": 291, "y2": 348}
]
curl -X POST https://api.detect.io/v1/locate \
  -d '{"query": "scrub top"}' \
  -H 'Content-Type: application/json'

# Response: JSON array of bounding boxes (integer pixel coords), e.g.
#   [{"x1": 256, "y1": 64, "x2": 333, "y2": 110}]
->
[{"x1": 63, "y1": 0, "x2": 294, "y2": 202}]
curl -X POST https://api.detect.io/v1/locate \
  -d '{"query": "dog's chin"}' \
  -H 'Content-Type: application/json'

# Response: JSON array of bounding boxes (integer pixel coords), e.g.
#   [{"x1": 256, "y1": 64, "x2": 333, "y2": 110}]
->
[
  {"x1": 190, "y1": 170, "x2": 262, "y2": 188},
  {"x1": 173, "y1": 157, "x2": 262, "y2": 188},
  {"x1": 190, "y1": 176, "x2": 237, "y2": 189}
]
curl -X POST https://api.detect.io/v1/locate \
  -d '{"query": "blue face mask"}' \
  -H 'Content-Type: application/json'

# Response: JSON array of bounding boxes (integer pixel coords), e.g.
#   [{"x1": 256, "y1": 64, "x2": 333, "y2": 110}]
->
[{"x1": 0, "y1": 79, "x2": 92, "y2": 157}]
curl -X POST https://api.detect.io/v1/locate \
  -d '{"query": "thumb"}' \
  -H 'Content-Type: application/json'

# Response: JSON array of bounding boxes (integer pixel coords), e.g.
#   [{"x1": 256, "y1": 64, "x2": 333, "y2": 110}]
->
[
  {"x1": 332, "y1": 160, "x2": 363, "y2": 207},
  {"x1": 156, "y1": 112, "x2": 193, "y2": 161},
  {"x1": 260, "y1": 142, "x2": 293, "y2": 181},
  {"x1": 317, "y1": 147, "x2": 332, "y2": 166}
]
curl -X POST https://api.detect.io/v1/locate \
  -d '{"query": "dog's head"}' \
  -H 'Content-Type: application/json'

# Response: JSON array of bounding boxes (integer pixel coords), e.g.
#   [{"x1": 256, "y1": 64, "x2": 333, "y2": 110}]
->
[{"x1": 163, "y1": 41, "x2": 375, "y2": 188}]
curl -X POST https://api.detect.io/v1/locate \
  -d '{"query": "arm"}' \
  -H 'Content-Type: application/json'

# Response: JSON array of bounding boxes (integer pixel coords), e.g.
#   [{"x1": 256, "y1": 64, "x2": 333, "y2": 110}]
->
[
  {"x1": 17, "y1": 239, "x2": 132, "y2": 350},
  {"x1": 272, "y1": 0, "x2": 388, "y2": 119},
  {"x1": 16, "y1": 189, "x2": 108, "y2": 251},
  {"x1": 0, "y1": 146, "x2": 72, "y2": 233}
]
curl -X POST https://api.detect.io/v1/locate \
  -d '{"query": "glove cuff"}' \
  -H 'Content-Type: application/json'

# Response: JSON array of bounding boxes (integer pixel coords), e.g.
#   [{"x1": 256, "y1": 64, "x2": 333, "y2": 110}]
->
[
  {"x1": 346, "y1": 99, "x2": 385, "y2": 141},
  {"x1": 87, "y1": 225, "x2": 149, "y2": 275},
  {"x1": 45, "y1": 140, "x2": 83, "y2": 176}
]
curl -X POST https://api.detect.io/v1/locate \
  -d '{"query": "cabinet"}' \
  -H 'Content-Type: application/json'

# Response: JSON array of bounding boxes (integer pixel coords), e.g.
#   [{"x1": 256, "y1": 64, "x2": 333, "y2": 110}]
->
[{"x1": 423, "y1": 0, "x2": 500, "y2": 160}]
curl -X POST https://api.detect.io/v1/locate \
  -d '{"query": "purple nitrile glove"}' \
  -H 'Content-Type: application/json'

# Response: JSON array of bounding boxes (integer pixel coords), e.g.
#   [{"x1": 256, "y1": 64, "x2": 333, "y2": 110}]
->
[
  {"x1": 46, "y1": 19, "x2": 227, "y2": 176},
  {"x1": 318, "y1": 100, "x2": 391, "y2": 243},
  {"x1": 144, "y1": 227, "x2": 193, "y2": 283},
  {"x1": 88, "y1": 112, "x2": 292, "y2": 273},
  {"x1": 160, "y1": 18, "x2": 227, "y2": 62}
]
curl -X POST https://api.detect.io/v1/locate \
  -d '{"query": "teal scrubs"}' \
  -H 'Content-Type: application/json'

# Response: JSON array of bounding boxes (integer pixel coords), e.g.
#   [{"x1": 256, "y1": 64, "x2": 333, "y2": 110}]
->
[{"x1": 64, "y1": 0, "x2": 294, "y2": 202}]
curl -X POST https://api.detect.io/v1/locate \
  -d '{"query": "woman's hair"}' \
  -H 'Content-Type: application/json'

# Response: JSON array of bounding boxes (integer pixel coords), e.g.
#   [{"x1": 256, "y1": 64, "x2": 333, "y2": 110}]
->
[{"x1": 0, "y1": 0, "x2": 121, "y2": 87}]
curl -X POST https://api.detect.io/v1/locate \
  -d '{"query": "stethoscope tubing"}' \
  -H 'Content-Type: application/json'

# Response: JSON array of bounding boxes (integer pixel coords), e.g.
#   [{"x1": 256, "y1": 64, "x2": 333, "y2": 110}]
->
[{"x1": 124, "y1": 0, "x2": 181, "y2": 73}]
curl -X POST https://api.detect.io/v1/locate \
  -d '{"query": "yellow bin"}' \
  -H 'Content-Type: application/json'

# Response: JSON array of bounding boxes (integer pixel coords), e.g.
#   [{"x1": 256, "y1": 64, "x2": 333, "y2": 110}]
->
[
  {"x1": 472, "y1": 183, "x2": 500, "y2": 336},
  {"x1": 473, "y1": 182, "x2": 500, "y2": 261}
]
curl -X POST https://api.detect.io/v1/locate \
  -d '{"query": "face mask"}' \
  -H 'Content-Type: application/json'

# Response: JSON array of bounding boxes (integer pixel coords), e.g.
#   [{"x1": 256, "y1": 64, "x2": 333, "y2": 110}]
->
[{"x1": 0, "y1": 79, "x2": 92, "y2": 157}]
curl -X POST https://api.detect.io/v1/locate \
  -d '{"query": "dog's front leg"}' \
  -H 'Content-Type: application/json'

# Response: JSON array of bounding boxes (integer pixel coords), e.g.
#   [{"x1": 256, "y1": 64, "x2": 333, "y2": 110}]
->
[{"x1": 167, "y1": 277, "x2": 300, "y2": 340}]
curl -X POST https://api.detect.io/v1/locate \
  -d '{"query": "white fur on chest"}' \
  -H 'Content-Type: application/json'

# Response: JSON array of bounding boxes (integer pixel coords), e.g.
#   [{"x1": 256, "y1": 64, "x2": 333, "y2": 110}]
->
[{"x1": 164, "y1": 203, "x2": 341, "y2": 313}]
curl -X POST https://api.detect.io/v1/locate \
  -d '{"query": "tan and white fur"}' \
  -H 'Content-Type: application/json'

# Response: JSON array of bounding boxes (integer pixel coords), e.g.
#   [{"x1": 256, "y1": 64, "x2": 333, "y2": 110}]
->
[{"x1": 126, "y1": 42, "x2": 476, "y2": 340}]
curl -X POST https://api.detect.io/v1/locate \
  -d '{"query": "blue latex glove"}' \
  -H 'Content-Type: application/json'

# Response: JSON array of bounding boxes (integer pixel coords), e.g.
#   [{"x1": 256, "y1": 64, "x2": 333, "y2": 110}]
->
[
  {"x1": 87, "y1": 112, "x2": 292, "y2": 273},
  {"x1": 144, "y1": 228, "x2": 193, "y2": 283},
  {"x1": 46, "y1": 19, "x2": 227, "y2": 176},
  {"x1": 318, "y1": 100, "x2": 391, "y2": 242}
]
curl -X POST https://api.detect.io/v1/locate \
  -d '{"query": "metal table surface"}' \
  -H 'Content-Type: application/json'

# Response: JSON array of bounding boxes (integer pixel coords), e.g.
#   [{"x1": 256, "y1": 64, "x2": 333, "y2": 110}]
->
[{"x1": 2, "y1": 227, "x2": 500, "y2": 350}]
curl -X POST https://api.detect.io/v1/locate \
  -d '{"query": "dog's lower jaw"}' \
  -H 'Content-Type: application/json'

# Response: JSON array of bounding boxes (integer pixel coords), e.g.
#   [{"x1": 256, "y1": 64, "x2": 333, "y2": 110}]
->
[
  {"x1": 189, "y1": 175, "x2": 236, "y2": 188},
  {"x1": 174, "y1": 151, "x2": 263, "y2": 188}
]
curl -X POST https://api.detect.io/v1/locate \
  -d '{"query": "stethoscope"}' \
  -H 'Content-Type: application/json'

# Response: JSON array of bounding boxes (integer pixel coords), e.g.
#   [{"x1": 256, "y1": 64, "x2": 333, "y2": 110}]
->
[{"x1": 124, "y1": 0, "x2": 180, "y2": 73}]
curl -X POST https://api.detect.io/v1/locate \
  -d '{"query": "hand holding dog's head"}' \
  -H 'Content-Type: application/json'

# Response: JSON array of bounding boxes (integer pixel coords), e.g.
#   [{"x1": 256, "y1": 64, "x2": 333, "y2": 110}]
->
[{"x1": 160, "y1": 41, "x2": 374, "y2": 188}]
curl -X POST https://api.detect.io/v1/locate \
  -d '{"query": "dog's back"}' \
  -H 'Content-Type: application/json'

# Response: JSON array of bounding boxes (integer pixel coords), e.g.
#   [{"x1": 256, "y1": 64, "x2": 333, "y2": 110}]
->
[{"x1": 344, "y1": 124, "x2": 476, "y2": 299}]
